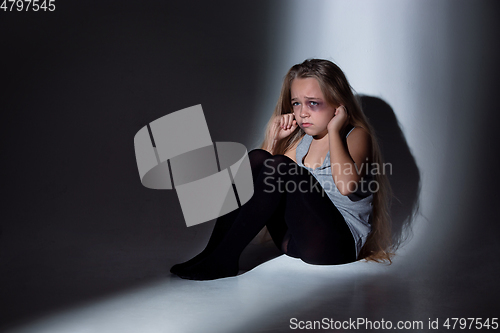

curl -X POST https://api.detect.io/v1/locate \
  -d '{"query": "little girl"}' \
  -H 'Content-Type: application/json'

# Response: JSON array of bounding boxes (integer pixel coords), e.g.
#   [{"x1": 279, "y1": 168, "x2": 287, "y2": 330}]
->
[{"x1": 171, "y1": 59, "x2": 393, "y2": 280}]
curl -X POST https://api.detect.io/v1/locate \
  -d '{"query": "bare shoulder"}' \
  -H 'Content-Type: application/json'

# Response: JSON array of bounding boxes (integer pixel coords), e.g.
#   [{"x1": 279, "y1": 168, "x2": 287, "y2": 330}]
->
[
  {"x1": 346, "y1": 126, "x2": 372, "y2": 164},
  {"x1": 347, "y1": 126, "x2": 371, "y2": 142}
]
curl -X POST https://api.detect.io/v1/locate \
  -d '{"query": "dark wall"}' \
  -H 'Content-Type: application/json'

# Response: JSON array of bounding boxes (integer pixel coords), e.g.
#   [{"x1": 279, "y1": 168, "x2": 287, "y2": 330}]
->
[{"x1": 0, "y1": 0, "x2": 276, "y2": 327}]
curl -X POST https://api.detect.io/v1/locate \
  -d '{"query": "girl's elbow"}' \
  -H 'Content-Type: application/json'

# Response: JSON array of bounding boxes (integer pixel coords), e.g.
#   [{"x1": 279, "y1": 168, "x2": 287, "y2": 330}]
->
[
  {"x1": 334, "y1": 181, "x2": 351, "y2": 196},
  {"x1": 335, "y1": 177, "x2": 360, "y2": 196},
  {"x1": 338, "y1": 187, "x2": 352, "y2": 196}
]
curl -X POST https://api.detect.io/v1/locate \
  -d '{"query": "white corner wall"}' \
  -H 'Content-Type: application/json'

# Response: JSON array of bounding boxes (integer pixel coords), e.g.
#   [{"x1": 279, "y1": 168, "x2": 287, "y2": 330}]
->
[{"x1": 255, "y1": 0, "x2": 499, "y2": 269}]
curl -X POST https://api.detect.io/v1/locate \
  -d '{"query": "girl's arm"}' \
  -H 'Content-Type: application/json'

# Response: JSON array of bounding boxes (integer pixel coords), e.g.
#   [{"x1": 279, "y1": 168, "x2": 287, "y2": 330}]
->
[
  {"x1": 327, "y1": 106, "x2": 372, "y2": 196},
  {"x1": 260, "y1": 133, "x2": 276, "y2": 155},
  {"x1": 261, "y1": 114, "x2": 298, "y2": 155}
]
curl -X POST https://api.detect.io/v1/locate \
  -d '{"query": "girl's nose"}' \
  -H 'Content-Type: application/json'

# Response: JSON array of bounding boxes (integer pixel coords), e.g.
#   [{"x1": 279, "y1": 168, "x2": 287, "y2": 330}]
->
[{"x1": 300, "y1": 107, "x2": 309, "y2": 118}]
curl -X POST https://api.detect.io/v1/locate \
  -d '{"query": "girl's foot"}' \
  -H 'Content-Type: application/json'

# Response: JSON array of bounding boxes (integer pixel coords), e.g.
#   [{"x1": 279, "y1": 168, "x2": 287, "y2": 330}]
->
[
  {"x1": 173, "y1": 254, "x2": 239, "y2": 281},
  {"x1": 170, "y1": 251, "x2": 209, "y2": 275},
  {"x1": 171, "y1": 210, "x2": 241, "y2": 275}
]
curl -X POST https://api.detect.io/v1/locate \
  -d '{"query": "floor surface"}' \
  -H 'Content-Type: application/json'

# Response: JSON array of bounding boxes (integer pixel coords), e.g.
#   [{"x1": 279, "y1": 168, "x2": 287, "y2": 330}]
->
[{"x1": 2, "y1": 237, "x2": 498, "y2": 333}]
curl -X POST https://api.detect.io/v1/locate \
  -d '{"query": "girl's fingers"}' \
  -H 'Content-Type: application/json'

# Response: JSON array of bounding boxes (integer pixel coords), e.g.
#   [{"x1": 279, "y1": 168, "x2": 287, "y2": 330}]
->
[
  {"x1": 282, "y1": 115, "x2": 288, "y2": 130},
  {"x1": 278, "y1": 113, "x2": 297, "y2": 132},
  {"x1": 286, "y1": 114, "x2": 293, "y2": 129}
]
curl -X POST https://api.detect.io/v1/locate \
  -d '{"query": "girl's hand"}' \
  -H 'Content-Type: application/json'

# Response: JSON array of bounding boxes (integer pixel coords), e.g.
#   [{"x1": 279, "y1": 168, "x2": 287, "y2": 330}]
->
[
  {"x1": 270, "y1": 113, "x2": 298, "y2": 141},
  {"x1": 327, "y1": 105, "x2": 349, "y2": 133}
]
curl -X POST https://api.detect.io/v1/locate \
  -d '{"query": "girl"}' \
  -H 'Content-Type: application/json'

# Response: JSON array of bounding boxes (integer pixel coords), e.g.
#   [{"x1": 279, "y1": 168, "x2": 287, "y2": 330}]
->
[{"x1": 170, "y1": 59, "x2": 393, "y2": 280}]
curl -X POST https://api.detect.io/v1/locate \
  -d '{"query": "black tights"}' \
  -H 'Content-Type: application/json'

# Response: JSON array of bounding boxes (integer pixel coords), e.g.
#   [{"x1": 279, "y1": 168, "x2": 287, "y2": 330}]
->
[{"x1": 171, "y1": 149, "x2": 356, "y2": 280}]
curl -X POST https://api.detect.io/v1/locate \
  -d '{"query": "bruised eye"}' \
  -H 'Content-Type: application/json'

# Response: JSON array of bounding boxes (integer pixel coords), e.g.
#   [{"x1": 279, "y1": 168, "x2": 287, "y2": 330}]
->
[
  {"x1": 292, "y1": 101, "x2": 321, "y2": 109},
  {"x1": 308, "y1": 101, "x2": 321, "y2": 110}
]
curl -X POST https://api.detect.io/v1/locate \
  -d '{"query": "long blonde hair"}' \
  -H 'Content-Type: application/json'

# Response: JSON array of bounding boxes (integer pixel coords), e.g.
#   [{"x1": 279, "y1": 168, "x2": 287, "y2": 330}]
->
[{"x1": 260, "y1": 59, "x2": 394, "y2": 263}]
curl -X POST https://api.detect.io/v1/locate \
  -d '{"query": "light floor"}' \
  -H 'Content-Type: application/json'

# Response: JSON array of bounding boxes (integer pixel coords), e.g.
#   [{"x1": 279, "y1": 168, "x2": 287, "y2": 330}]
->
[{"x1": 3, "y1": 241, "x2": 497, "y2": 333}]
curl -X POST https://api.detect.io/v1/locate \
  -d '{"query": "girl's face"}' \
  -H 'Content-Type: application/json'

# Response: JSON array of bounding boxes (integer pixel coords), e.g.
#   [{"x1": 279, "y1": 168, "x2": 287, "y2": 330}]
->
[{"x1": 290, "y1": 77, "x2": 336, "y2": 138}]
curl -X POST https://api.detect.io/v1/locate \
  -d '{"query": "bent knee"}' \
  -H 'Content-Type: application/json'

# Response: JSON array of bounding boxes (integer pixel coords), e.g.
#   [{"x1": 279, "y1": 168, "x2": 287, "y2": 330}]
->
[{"x1": 249, "y1": 148, "x2": 272, "y2": 157}]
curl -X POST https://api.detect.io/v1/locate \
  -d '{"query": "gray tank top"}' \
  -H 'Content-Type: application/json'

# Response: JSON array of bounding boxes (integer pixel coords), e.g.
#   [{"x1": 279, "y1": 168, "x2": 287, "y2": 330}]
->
[{"x1": 295, "y1": 127, "x2": 373, "y2": 258}]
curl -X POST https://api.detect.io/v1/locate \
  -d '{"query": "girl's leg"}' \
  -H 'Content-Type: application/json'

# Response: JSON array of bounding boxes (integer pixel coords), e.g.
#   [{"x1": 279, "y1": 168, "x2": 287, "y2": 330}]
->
[
  {"x1": 170, "y1": 149, "x2": 274, "y2": 274},
  {"x1": 174, "y1": 154, "x2": 356, "y2": 280},
  {"x1": 281, "y1": 171, "x2": 356, "y2": 265},
  {"x1": 257, "y1": 157, "x2": 355, "y2": 264}
]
